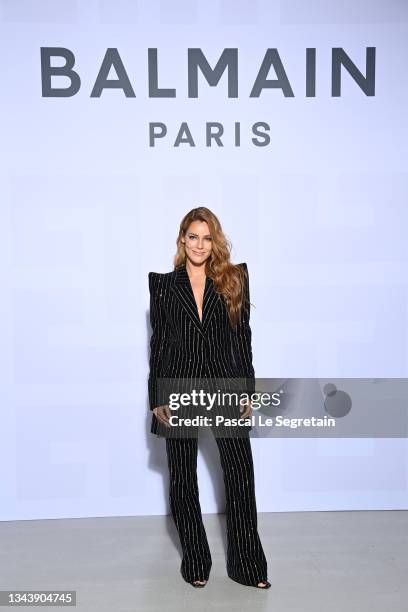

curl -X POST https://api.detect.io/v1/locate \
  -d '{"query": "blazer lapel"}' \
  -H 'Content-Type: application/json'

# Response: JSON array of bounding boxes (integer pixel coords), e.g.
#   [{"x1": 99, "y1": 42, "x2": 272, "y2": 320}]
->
[{"x1": 171, "y1": 263, "x2": 221, "y2": 337}]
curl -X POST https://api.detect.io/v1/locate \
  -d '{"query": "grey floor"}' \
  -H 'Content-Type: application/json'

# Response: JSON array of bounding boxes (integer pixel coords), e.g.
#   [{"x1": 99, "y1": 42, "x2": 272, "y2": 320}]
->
[{"x1": 1, "y1": 511, "x2": 407, "y2": 611}]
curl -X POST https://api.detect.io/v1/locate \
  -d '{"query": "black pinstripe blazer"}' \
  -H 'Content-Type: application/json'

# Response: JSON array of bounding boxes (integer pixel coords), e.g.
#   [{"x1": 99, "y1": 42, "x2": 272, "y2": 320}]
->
[{"x1": 147, "y1": 262, "x2": 255, "y2": 436}]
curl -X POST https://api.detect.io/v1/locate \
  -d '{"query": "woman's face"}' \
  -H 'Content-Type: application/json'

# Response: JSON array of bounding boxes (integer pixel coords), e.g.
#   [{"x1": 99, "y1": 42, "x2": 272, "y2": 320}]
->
[{"x1": 182, "y1": 220, "x2": 213, "y2": 266}]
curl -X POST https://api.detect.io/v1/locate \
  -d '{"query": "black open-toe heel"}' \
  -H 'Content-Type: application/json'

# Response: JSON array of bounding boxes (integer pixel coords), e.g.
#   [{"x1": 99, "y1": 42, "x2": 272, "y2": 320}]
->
[
  {"x1": 229, "y1": 575, "x2": 271, "y2": 589},
  {"x1": 191, "y1": 580, "x2": 207, "y2": 588}
]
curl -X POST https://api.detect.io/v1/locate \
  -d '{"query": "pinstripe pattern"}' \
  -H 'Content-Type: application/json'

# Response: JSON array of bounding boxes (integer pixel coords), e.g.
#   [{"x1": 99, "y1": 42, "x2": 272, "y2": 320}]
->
[
  {"x1": 166, "y1": 435, "x2": 268, "y2": 585},
  {"x1": 148, "y1": 262, "x2": 255, "y2": 436},
  {"x1": 148, "y1": 262, "x2": 268, "y2": 585}
]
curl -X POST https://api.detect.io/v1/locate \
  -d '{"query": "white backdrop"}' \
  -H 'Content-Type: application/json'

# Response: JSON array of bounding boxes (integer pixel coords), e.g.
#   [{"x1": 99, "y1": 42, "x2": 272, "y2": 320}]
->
[{"x1": 0, "y1": 0, "x2": 407, "y2": 520}]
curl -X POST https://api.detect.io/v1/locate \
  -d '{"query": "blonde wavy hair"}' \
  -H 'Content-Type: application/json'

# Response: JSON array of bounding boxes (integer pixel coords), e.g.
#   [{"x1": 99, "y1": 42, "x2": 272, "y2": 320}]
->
[{"x1": 174, "y1": 207, "x2": 249, "y2": 328}]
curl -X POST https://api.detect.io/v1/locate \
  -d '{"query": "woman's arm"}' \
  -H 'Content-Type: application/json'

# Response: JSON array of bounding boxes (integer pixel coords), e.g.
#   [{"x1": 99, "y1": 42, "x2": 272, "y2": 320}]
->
[
  {"x1": 233, "y1": 262, "x2": 256, "y2": 395},
  {"x1": 148, "y1": 272, "x2": 169, "y2": 411}
]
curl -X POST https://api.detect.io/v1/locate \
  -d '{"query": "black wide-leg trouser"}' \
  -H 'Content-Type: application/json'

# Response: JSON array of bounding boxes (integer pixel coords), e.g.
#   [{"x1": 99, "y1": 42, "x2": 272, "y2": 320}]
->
[{"x1": 165, "y1": 434, "x2": 268, "y2": 585}]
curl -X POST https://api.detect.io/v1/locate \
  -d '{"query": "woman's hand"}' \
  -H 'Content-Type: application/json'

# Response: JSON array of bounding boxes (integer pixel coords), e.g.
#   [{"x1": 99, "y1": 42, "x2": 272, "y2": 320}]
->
[
  {"x1": 153, "y1": 405, "x2": 172, "y2": 427},
  {"x1": 239, "y1": 397, "x2": 253, "y2": 419}
]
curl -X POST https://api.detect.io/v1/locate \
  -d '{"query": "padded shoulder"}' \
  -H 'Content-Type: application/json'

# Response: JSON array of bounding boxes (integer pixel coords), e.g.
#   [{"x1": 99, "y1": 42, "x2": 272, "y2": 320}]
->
[
  {"x1": 148, "y1": 270, "x2": 173, "y2": 293},
  {"x1": 237, "y1": 262, "x2": 248, "y2": 278}
]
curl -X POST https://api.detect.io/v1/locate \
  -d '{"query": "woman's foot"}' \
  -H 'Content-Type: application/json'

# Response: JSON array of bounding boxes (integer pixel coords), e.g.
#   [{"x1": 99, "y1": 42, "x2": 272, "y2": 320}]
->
[
  {"x1": 191, "y1": 579, "x2": 207, "y2": 587},
  {"x1": 228, "y1": 574, "x2": 271, "y2": 589}
]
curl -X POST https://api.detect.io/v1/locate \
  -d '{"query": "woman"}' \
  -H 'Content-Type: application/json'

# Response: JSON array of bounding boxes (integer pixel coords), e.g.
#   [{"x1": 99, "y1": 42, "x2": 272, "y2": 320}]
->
[{"x1": 148, "y1": 207, "x2": 270, "y2": 589}]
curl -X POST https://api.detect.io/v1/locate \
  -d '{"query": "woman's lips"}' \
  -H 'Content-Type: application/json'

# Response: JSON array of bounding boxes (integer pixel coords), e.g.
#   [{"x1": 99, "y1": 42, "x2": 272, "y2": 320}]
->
[{"x1": 193, "y1": 251, "x2": 205, "y2": 256}]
